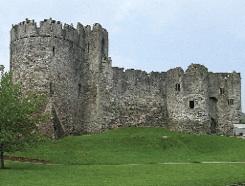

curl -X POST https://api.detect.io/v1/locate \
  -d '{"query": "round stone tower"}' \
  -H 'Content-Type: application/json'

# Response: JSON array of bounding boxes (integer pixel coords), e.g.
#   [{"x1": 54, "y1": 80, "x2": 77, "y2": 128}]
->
[
  {"x1": 10, "y1": 18, "x2": 111, "y2": 137},
  {"x1": 10, "y1": 18, "x2": 85, "y2": 137}
]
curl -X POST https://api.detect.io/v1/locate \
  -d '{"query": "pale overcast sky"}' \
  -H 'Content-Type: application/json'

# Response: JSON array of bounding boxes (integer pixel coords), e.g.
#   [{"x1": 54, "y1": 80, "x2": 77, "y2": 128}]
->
[{"x1": 0, "y1": 0, "x2": 245, "y2": 110}]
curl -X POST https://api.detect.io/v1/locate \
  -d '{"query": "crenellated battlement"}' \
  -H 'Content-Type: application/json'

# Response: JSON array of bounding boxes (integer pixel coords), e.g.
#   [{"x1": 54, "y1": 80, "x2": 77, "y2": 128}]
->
[{"x1": 11, "y1": 18, "x2": 108, "y2": 46}]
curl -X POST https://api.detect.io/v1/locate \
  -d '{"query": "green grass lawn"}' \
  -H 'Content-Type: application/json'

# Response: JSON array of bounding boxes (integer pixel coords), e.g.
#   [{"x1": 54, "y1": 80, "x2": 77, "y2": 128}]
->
[
  {"x1": 1, "y1": 162, "x2": 245, "y2": 186},
  {"x1": 2, "y1": 127, "x2": 245, "y2": 185}
]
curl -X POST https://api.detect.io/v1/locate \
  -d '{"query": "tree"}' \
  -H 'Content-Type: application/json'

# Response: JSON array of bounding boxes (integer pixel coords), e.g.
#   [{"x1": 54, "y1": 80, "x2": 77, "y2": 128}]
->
[{"x1": 0, "y1": 71, "x2": 46, "y2": 169}]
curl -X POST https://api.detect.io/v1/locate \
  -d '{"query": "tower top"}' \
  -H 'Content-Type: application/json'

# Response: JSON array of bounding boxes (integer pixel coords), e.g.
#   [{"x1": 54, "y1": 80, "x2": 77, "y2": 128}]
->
[{"x1": 10, "y1": 18, "x2": 108, "y2": 45}]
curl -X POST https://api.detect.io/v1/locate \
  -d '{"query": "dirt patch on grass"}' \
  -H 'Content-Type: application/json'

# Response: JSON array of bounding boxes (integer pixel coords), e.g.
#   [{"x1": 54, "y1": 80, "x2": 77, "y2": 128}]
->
[{"x1": 4, "y1": 155, "x2": 50, "y2": 164}]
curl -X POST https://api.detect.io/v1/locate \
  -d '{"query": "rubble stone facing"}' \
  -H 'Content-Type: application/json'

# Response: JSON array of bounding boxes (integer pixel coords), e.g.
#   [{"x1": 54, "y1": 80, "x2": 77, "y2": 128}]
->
[{"x1": 10, "y1": 19, "x2": 241, "y2": 137}]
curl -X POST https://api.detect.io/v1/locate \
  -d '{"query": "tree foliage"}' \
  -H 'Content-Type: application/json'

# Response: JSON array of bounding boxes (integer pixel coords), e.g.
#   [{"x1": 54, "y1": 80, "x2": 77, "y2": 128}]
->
[{"x1": 0, "y1": 72, "x2": 46, "y2": 169}]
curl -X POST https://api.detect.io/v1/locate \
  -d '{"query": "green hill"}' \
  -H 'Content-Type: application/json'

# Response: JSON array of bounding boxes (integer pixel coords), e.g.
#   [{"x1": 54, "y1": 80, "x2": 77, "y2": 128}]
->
[
  {"x1": 2, "y1": 127, "x2": 245, "y2": 186},
  {"x1": 12, "y1": 127, "x2": 245, "y2": 164}
]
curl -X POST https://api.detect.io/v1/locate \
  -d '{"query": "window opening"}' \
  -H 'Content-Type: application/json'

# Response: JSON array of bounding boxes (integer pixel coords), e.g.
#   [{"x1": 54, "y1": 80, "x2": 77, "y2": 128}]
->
[
  {"x1": 52, "y1": 47, "x2": 55, "y2": 56},
  {"x1": 175, "y1": 83, "x2": 181, "y2": 91},
  {"x1": 228, "y1": 99, "x2": 234, "y2": 105},
  {"x1": 189, "y1": 100, "x2": 194, "y2": 109},
  {"x1": 78, "y1": 83, "x2": 81, "y2": 97},
  {"x1": 49, "y1": 82, "x2": 54, "y2": 96},
  {"x1": 220, "y1": 88, "x2": 225, "y2": 95}
]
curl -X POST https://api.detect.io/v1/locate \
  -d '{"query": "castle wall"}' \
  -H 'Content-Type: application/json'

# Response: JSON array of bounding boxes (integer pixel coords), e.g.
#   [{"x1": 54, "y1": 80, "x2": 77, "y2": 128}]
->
[
  {"x1": 208, "y1": 72, "x2": 241, "y2": 134},
  {"x1": 166, "y1": 64, "x2": 210, "y2": 133},
  {"x1": 109, "y1": 68, "x2": 168, "y2": 128},
  {"x1": 10, "y1": 19, "x2": 241, "y2": 137}
]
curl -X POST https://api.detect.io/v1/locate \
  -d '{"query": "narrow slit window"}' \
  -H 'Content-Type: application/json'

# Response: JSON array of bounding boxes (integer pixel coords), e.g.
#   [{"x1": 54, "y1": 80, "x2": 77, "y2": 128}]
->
[
  {"x1": 52, "y1": 47, "x2": 55, "y2": 56},
  {"x1": 78, "y1": 83, "x2": 81, "y2": 97},
  {"x1": 220, "y1": 88, "x2": 225, "y2": 95},
  {"x1": 189, "y1": 101, "x2": 194, "y2": 109},
  {"x1": 228, "y1": 99, "x2": 234, "y2": 105},
  {"x1": 87, "y1": 43, "x2": 90, "y2": 53},
  {"x1": 49, "y1": 82, "x2": 54, "y2": 96},
  {"x1": 175, "y1": 83, "x2": 181, "y2": 91}
]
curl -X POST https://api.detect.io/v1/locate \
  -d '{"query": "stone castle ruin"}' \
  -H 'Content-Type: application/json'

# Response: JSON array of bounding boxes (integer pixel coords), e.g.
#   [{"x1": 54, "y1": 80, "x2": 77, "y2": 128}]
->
[{"x1": 10, "y1": 18, "x2": 241, "y2": 138}]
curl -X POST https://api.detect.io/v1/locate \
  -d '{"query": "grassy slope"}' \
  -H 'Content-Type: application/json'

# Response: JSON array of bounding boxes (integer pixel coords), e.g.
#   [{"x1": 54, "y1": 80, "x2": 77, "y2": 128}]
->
[
  {"x1": 2, "y1": 127, "x2": 245, "y2": 186},
  {"x1": 13, "y1": 127, "x2": 245, "y2": 164}
]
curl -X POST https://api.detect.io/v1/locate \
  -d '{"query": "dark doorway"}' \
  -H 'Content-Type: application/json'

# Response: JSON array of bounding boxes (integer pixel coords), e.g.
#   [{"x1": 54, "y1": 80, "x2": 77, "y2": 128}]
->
[
  {"x1": 209, "y1": 97, "x2": 218, "y2": 134},
  {"x1": 52, "y1": 106, "x2": 64, "y2": 138},
  {"x1": 210, "y1": 117, "x2": 217, "y2": 134}
]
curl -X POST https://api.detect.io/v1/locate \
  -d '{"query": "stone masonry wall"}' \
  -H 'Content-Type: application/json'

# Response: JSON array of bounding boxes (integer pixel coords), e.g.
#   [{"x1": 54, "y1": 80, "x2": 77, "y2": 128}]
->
[
  {"x1": 10, "y1": 19, "x2": 241, "y2": 137},
  {"x1": 208, "y1": 72, "x2": 241, "y2": 134},
  {"x1": 109, "y1": 68, "x2": 168, "y2": 128},
  {"x1": 166, "y1": 64, "x2": 210, "y2": 133},
  {"x1": 81, "y1": 23, "x2": 112, "y2": 133}
]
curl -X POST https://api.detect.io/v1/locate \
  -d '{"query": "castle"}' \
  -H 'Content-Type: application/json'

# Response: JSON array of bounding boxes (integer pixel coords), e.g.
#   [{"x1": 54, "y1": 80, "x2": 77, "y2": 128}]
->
[{"x1": 10, "y1": 18, "x2": 241, "y2": 138}]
